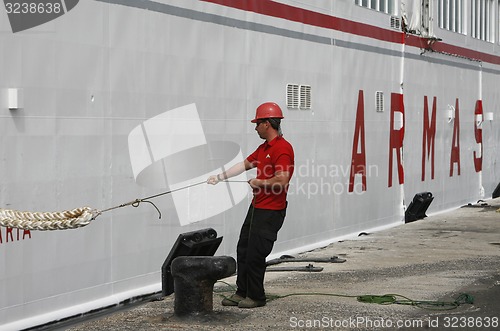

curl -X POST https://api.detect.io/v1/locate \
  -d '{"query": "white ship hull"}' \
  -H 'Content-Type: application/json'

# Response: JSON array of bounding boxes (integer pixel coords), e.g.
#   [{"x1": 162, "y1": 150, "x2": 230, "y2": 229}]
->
[{"x1": 1, "y1": 0, "x2": 499, "y2": 329}]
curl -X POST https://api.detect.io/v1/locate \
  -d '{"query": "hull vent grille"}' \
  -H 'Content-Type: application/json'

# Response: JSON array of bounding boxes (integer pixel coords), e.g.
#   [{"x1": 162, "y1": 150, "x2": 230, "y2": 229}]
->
[
  {"x1": 287, "y1": 84, "x2": 312, "y2": 110},
  {"x1": 376, "y1": 91, "x2": 384, "y2": 112},
  {"x1": 390, "y1": 16, "x2": 401, "y2": 30},
  {"x1": 286, "y1": 84, "x2": 299, "y2": 109},
  {"x1": 300, "y1": 85, "x2": 312, "y2": 110}
]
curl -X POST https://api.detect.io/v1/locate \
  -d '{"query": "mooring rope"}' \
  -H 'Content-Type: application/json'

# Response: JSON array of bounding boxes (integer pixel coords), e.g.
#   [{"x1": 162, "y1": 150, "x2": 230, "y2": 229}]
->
[
  {"x1": 0, "y1": 207, "x2": 97, "y2": 231},
  {"x1": 0, "y1": 179, "x2": 243, "y2": 231}
]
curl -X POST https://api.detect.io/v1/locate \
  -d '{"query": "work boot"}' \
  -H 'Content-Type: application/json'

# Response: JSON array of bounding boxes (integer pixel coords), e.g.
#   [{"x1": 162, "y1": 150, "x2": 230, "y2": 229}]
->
[
  {"x1": 221, "y1": 293, "x2": 245, "y2": 306},
  {"x1": 237, "y1": 297, "x2": 266, "y2": 308}
]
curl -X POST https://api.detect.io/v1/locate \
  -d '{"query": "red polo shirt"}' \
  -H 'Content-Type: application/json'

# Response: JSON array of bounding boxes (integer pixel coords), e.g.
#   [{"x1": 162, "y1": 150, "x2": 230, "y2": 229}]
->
[{"x1": 246, "y1": 136, "x2": 294, "y2": 210}]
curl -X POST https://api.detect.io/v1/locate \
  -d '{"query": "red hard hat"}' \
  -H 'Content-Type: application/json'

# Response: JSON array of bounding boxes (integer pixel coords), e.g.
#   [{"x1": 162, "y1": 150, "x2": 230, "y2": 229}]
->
[{"x1": 251, "y1": 102, "x2": 284, "y2": 123}]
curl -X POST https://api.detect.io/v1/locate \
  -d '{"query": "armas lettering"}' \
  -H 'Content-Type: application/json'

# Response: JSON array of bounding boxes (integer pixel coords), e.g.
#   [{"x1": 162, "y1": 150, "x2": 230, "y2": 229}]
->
[
  {"x1": 348, "y1": 91, "x2": 483, "y2": 192},
  {"x1": 0, "y1": 227, "x2": 32, "y2": 244}
]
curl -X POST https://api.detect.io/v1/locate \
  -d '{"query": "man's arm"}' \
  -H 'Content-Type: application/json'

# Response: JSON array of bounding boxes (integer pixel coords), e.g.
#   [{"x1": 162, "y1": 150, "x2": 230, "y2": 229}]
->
[
  {"x1": 207, "y1": 159, "x2": 254, "y2": 185},
  {"x1": 248, "y1": 170, "x2": 291, "y2": 190},
  {"x1": 248, "y1": 151, "x2": 293, "y2": 190}
]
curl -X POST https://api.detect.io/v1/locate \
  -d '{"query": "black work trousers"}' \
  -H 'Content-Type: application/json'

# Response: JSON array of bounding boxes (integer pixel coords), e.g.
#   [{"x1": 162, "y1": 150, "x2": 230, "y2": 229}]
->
[{"x1": 235, "y1": 204, "x2": 286, "y2": 301}]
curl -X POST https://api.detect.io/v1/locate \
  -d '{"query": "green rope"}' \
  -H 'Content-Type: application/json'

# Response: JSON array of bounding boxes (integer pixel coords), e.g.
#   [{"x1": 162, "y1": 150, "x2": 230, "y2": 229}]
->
[
  {"x1": 357, "y1": 293, "x2": 474, "y2": 310},
  {"x1": 357, "y1": 295, "x2": 397, "y2": 304},
  {"x1": 214, "y1": 281, "x2": 474, "y2": 311},
  {"x1": 267, "y1": 292, "x2": 359, "y2": 301}
]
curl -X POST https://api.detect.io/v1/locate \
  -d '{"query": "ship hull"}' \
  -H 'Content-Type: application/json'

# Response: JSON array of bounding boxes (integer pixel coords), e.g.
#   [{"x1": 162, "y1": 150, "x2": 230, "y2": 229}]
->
[{"x1": 1, "y1": 0, "x2": 499, "y2": 329}]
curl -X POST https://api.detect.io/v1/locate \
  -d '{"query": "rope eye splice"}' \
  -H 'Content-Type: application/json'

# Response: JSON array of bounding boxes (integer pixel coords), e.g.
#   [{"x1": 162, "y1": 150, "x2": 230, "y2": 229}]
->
[{"x1": 104, "y1": 197, "x2": 163, "y2": 219}]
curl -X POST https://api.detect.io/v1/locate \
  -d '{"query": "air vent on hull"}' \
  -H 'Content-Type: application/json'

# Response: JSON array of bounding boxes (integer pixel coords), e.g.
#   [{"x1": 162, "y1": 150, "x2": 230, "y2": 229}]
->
[
  {"x1": 390, "y1": 16, "x2": 401, "y2": 30},
  {"x1": 287, "y1": 83, "x2": 312, "y2": 110}
]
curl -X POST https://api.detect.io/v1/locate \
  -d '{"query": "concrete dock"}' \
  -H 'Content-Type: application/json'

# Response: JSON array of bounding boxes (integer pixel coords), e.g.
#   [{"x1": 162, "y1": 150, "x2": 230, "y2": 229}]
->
[{"x1": 53, "y1": 198, "x2": 500, "y2": 330}]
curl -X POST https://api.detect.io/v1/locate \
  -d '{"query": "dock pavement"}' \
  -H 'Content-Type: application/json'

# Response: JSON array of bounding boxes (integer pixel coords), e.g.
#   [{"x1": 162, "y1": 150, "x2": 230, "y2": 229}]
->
[{"x1": 52, "y1": 198, "x2": 500, "y2": 330}]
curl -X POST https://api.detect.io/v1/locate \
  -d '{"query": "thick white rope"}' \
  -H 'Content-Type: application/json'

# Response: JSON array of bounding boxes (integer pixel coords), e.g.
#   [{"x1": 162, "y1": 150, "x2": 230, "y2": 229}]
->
[
  {"x1": 0, "y1": 180, "x2": 213, "y2": 231},
  {"x1": 0, "y1": 207, "x2": 98, "y2": 231}
]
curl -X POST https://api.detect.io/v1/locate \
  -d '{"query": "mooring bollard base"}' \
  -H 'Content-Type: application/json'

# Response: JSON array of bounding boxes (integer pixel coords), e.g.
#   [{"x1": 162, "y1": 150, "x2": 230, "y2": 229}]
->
[{"x1": 171, "y1": 255, "x2": 236, "y2": 317}]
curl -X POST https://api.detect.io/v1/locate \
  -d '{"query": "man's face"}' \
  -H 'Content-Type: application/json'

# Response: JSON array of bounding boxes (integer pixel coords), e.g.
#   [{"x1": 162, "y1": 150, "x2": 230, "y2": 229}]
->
[{"x1": 255, "y1": 120, "x2": 268, "y2": 139}]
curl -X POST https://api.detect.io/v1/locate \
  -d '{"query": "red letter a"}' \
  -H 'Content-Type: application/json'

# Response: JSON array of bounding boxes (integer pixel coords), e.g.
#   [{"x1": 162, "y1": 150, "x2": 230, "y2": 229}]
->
[{"x1": 349, "y1": 90, "x2": 367, "y2": 192}]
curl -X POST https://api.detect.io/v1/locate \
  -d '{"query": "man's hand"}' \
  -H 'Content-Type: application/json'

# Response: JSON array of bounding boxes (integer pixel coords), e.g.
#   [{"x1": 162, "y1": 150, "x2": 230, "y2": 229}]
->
[
  {"x1": 207, "y1": 175, "x2": 220, "y2": 185},
  {"x1": 248, "y1": 178, "x2": 263, "y2": 189},
  {"x1": 248, "y1": 171, "x2": 290, "y2": 190}
]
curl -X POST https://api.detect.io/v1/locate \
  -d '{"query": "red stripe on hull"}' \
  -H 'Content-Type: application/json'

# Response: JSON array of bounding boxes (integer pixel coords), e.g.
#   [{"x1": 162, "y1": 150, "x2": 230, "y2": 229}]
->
[{"x1": 203, "y1": 0, "x2": 500, "y2": 65}]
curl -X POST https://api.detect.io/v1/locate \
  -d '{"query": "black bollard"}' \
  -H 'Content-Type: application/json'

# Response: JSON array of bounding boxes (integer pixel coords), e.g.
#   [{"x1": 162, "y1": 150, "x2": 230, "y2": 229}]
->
[{"x1": 171, "y1": 256, "x2": 236, "y2": 317}]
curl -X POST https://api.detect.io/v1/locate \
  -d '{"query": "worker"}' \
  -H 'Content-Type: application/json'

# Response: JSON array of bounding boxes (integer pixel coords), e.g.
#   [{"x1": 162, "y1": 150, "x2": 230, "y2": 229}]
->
[{"x1": 207, "y1": 102, "x2": 295, "y2": 308}]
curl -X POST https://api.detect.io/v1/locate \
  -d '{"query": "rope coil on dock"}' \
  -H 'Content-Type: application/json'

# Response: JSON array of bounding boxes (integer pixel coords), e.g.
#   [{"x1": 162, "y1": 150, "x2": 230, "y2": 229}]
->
[{"x1": 0, "y1": 207, "x2": 98, "y2": 231}]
